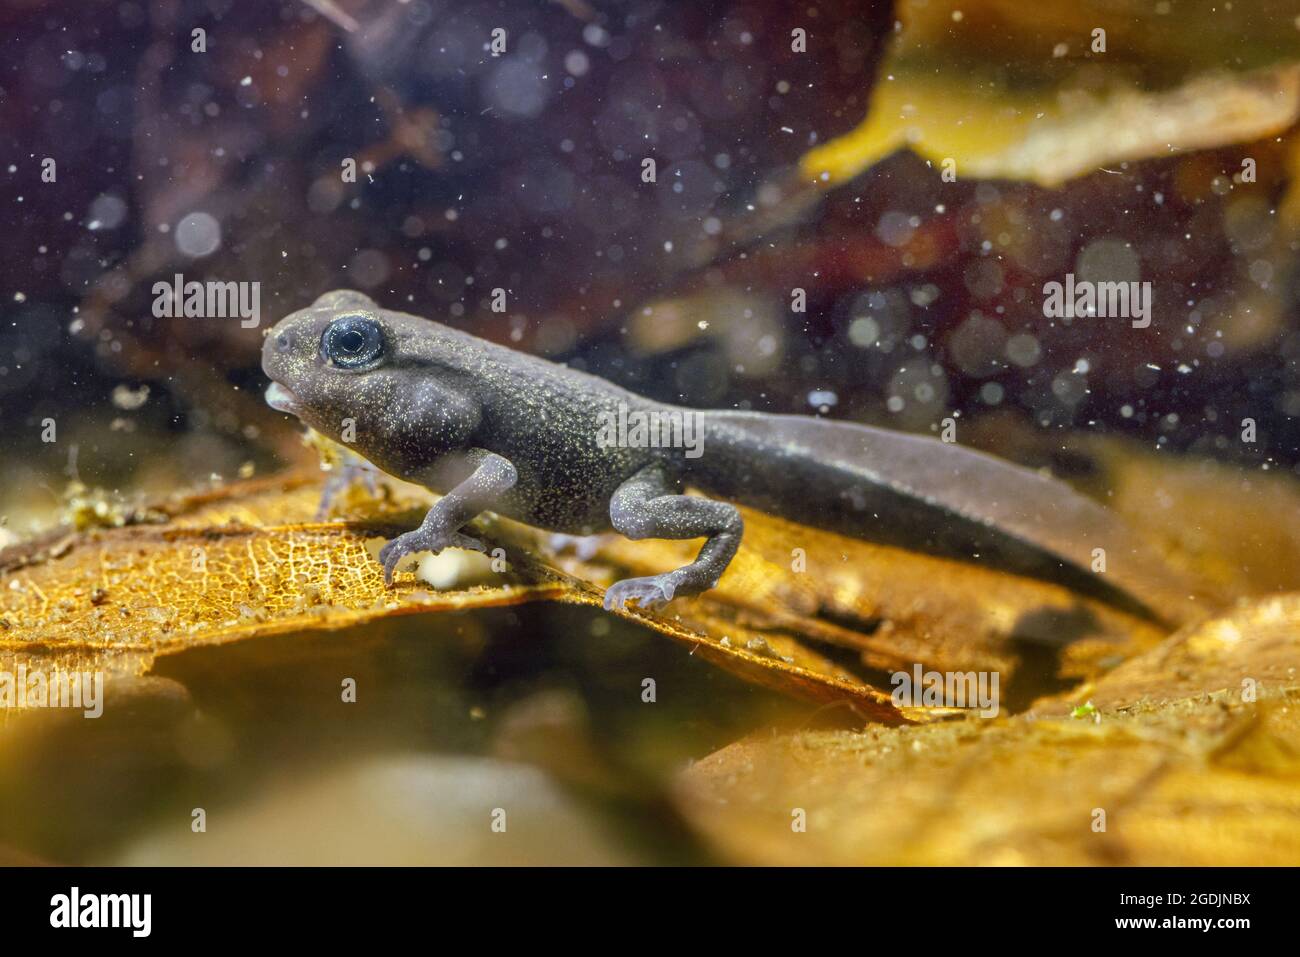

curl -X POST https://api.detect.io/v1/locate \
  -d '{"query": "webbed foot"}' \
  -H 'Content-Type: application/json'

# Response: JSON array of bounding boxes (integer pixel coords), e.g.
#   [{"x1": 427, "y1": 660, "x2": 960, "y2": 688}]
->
[
  {"x1": 379, "y1": 527, "x2": 486, "y2": 584},
  {"x1": 603, "y1": 572, "x2": 686, "y2": 612}
]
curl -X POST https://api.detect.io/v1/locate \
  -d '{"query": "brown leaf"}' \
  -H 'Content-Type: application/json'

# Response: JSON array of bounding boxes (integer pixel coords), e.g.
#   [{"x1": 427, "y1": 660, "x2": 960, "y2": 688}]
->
[
  {"x1": 0, "y1": 472, "x2": 904, "y2": 719},
  {"x1": 1039, "y1": 593, "x2": 1300, "y2": 715},
  {"x1": 801, "y1": 0, "x2": 1300, "y2": 187},
  {"x1": 1086, "y1": 440, "x2": 1300, "y2": 601},
  {"x1": 674, "y1": 589, "x2": 1300, "y2": 865},
  {"x1": 0, "y1": 463, "x2": 1175, "y2": 723}
]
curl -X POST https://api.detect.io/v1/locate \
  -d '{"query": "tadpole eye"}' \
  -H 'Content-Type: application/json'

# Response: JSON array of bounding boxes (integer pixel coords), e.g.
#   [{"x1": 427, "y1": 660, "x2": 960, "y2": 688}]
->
[{"x1": 321, "y1": 314, "x2": 383, "y2": 369}]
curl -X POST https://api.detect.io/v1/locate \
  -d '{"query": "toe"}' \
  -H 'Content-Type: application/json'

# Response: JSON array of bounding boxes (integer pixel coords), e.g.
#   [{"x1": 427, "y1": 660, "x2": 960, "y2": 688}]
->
[
  {"x1": 602, "y1": 583, "x2": 628, "y2": 610},
  {"x1": 454, "y1": 534, "x2": 486, "y2": 553},
  {"x1": 381, "y1": 550, "x2": 401, "y2": 584},
  {"x1": 603, "y1": 576, "x2": 675, "y2": 612},
  {"x1": 379, "y1": 535, "x2": 412, "y2": 584}
]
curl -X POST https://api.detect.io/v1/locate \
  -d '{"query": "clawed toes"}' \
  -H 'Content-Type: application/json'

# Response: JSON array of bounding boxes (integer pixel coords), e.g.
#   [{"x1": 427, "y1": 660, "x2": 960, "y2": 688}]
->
[
  {"x1": 377, "y1": 530, "x2": 486, "y2": 586},
  {"x1": 315, "y1": 460, "x2": 383, "y2": 521},
  {"x1": 378, "y1": 533, "x2": 421, "y2": 585},
  {"x1": 378, "y1": 541, "x2": 406, "y2": 584},
  {"x1": 314, "y1": 486, "x2": 343, "y2": 522}
]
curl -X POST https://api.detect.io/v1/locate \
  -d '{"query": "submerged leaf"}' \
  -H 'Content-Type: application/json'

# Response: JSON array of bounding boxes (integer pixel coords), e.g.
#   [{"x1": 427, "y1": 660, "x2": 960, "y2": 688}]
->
[
  {"x1": 0, "y1": 459, "x2": 1186, "y2": 721},
  {"x1": 0, "y1": 473, "x2": 905, "y2": 718},
  {"x1": 7, "y1": 424, "x2": 1291, "y2": 723},
  {"x1": 802, "y1": 0, "x2": 1300, "y2": 186},
  {"x1": 1041, "y1": 592, "x2": 1300, "y2": 715},
  {"x1": 675, "y1": 591, "x2": 1300, "y2": 865}
]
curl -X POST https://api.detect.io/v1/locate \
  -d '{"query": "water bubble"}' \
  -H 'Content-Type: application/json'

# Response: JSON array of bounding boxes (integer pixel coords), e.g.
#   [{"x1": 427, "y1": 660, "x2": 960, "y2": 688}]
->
[
  {"x1": 1005, "y1": 333, "x2": 1042, "y2": 368},
  {"x1": 848, "y1": 316, "x2": 881, "y2": 347},
  {"x1": 875, "y1": 210, "x2": 915, "y2": 248},
  {"x1": 87, "y1": 193, "x2": 127, "y2": 231},
  {"x1": 564, "y1": 50, "x2": 590, "y2": 76},
  {"x1": 175, "y1": 212, "x2": 221, "y2": 258},
  {"x1": 1051, "y1": 369, "x2": 1088, "y2": 407},
  {"x1": 349, "y1": 249, "x2": 390, "y2": 288},
  {"x1": 486, "y1": 59, "x2": 549, "y2": 118},
  {"x1": 948, "y1": 313, "x2": 1006, "y2": 377}
]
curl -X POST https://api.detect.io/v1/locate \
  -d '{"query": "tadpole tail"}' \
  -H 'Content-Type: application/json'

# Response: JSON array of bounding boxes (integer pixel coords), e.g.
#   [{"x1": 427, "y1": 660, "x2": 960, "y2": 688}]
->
[{"x1": 688, "y1": 409, "x2": 1211, "y2": 627}]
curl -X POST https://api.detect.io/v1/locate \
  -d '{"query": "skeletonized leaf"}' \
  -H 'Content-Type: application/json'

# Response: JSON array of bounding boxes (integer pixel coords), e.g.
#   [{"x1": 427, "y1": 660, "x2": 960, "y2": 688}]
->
[{"x1": 0, "y1": 461, "x2": 1179, "y2": 722}]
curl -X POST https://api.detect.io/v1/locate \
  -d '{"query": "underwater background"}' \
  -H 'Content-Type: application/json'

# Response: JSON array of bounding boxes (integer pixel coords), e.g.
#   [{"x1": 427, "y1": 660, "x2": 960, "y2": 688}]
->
[{"x1": 2, "y1": 0, "x2": 1299, "y2": 865}]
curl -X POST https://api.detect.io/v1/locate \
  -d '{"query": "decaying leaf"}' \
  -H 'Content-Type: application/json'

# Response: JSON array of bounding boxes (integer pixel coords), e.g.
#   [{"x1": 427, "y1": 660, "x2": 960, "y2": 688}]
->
[
  {"x1": 1, "y1": 472, "x2": 915, "y2": 719},
  {"x1": 580, "y1": 507, "x2": 1171, "y2": 686},
  {"x1": 1082, "y1": 438, "x2": 1300, "y2": 601},
  {"x1": 4, "y1": 422, "x2": 1295, "y2": 729},
  {"x1": 801, "y1": 0, "x2": 1300, "y2": 187},
  {"x1": 1040, "y1": 592, "x2": 1300, "y2": 715},
  {"x1": 0, "y1": 456, "x2": 1194, "y2": 724},
  {"x1": 675, "y1": 592, "x2": 1300, "y2": 865}
]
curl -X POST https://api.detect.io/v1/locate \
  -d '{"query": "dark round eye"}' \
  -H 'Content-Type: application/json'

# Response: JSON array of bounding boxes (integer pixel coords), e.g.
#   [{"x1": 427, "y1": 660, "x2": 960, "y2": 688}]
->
[{"x1": 321, "y1": 314, "x2": 383, "y2": 369}]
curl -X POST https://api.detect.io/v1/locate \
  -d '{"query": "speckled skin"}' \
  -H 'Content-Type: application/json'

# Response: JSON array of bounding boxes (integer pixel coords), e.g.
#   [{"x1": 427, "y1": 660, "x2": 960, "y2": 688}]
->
[
  {"x1": 262, "y1": 290, "x2": 1199, "y2": 620},
  {"x1": 265, "y1": 290, "x2": 684, "y2": 530},
  {"x1": 262, "y1": 290, "x2": 740, "y2": 608}
]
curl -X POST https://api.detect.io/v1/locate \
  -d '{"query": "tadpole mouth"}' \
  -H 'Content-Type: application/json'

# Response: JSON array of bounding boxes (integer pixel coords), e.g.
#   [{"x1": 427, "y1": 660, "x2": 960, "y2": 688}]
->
[{"x1": 264, "y1": 381, "x2": 299, "y2": 415}]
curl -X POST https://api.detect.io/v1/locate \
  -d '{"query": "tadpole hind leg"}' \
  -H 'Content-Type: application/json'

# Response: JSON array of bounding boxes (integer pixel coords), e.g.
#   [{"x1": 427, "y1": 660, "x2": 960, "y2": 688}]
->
[
  {"x1": 604, "y1": 464, "x2": 743, "y2": 611},
  {"x1": 315, "y1": 450, "x2": 381, "y2": 520}
]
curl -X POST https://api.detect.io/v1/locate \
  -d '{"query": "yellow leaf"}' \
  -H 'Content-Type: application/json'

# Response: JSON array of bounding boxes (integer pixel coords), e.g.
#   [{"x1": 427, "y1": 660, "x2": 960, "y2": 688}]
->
[
  {"x1": 0, "y1": 465, "x2": 1177, "y2": 722},
  {"x1": 802, "y1": 0, "x2": 1300, "y2": 187},
  {"x1": 676, "y1": 592, "x2": 1300, "y2": 865}
]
